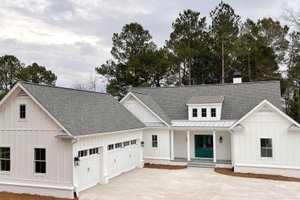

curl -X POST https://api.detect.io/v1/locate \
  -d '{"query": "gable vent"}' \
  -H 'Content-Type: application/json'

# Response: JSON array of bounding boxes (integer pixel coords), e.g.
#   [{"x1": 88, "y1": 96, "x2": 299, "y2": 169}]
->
[{"x1": 17, "y1": 90, "x2": 28, "y2": 97}]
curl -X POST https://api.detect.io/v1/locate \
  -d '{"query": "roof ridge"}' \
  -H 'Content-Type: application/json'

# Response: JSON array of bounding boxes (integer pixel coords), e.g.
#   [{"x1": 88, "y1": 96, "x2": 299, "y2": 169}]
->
[
  {"x1": 132, "y1": 80, "x2": 280, "y2": 90},
  {"x1": 19, "y1": 81, "x2": 109, "y2": 95}
]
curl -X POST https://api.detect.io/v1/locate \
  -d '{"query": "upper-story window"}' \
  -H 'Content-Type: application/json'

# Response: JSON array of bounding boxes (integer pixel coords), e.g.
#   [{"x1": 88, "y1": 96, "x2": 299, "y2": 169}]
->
[
  {"x1": 261, "y1": 138, "x2": 272, "y2": 158},
  {"x1": 20, "y1": 104, "x2": 26, "y2": 119},
  {"x1": 192, "y1": 108, "x2": 198, "y2": 117},
  {"x1": 201, "y1": 108, "x2": 207, "y2": 117},
  {"x1": 211, "y1": 108, "x2": 216, "y2": 117},
  {"x1": 152, "y1": 135, "x2": 158, "y2": 147}
]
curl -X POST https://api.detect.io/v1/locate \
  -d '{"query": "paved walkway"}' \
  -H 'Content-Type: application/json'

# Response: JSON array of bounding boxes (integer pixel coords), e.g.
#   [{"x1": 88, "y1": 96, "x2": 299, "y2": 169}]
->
[{"x1": 80, "y1": 167, "x2": 300, "y2": 200}]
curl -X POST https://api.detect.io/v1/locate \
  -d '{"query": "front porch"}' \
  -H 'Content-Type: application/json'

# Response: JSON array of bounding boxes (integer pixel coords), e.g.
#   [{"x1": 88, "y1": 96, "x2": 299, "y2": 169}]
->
[{"x1": 170, "y1": 129, "x2": 233, "y2": 167}]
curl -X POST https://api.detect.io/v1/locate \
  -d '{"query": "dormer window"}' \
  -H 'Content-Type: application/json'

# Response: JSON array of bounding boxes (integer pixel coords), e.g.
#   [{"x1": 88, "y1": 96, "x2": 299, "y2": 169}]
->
[
  {"x1": 192, "y1": 108, "x2": 198, "y2": 117},
  {"x1": 211, "y1": 108, "x2": 216, "y2": 117},
  {"x1": 20, "y1": 105, "x2": 26, "y2": 119},
  {"x1": 201, "y1": 108, "x2": 207, "y2": 117}
]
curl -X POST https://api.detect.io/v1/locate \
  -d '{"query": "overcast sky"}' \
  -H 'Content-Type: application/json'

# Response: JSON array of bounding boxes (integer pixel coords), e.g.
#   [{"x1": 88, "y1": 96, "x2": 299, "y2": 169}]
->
[{"x1": 1, "y1": 0, "x2": 299, "y2": 88}]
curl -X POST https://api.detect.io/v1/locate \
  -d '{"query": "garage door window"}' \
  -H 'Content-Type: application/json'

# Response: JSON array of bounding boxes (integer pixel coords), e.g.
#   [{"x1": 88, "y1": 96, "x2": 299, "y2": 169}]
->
[
  {"x1": 115, "y1": 143, "x2": 122, "y2": 149},
  {"x1": 152, "y1": 135, "x2": 158, "y2": 147},
  {"x1": 260, "y1": 138, "x2": 272, "y2": 157},
  {"x1": 131, "y1": 140, "x2": 137, "y2": 145},
  {"x1": 123, "y1": 141, "x2": 130, "y2": 147},
  {"x1": 108, "y1": 144, "x2": 114, "y2": 150},
  {"x1": 78, "y1": 150, "x2": 88, "y2": 157},
  {"x1": 89, "y1": 148, "x2": 99, "y2": 155}
]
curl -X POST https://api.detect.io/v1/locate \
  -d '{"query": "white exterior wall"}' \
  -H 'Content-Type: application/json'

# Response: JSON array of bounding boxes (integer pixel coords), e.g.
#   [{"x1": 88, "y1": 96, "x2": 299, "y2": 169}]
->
[
  {"x1": 143, "y1": 129, "x2": 170, "y2": 160},
  {"x1": 233, "y1": 109, "x2": 300, "y2": 178},
  {"x1": 188, "y1": 103, "x2": 222, "y2": 121},
  {"x1": 0, "y1": 88, "x2": 73, "y2": 198},
  {"x1": 173, "y1": 130, "x2": 231, "y2": 160},
  {"x1": 73, "y1": 129, "x2": 143, "y2": 190},
  {"x1": 122, "y1": 97, "x2": 161, "y2": 123}
]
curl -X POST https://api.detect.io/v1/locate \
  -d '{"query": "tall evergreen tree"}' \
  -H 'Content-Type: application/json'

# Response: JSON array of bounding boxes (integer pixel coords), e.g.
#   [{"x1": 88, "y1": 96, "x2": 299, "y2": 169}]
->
[
  {"x1": 166, "y1": 9, "x2": 207, "y2": 85},
  {"x1": 210, "y1": 1, "x2": 240, "y2": 83}
]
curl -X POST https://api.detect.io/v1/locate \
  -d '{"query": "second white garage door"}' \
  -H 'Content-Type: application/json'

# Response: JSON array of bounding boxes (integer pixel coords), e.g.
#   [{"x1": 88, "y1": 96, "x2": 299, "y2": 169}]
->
[{"x1": 107, "y1": 139, "x2": 140, "y2": 179}]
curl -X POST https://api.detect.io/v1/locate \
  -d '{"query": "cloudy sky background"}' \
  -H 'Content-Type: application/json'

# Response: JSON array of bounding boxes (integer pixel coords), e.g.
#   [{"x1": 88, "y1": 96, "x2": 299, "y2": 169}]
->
[{"x1": 1, "y1": 0, "x2": 299, "y2": 89}]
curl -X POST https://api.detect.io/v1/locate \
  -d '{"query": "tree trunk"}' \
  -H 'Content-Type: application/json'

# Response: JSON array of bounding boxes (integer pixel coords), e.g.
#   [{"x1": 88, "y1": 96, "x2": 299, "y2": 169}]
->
[
  {"x1": 221, "y1": 40, "x2": 225, "y2": 84},
  {"x1": 248, "y1": 53, "x2": 251, "y2": 81}
]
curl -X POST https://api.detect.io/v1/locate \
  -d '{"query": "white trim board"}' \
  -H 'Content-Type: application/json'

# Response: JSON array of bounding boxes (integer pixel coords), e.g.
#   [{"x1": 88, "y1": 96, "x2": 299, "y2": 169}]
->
[{"x1": 230, "y1": 99, "x2": 300, "y2": 129}]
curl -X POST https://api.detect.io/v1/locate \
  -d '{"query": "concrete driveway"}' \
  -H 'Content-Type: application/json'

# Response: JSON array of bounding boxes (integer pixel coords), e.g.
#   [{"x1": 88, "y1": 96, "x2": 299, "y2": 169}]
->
[{"x1": 80, "y1": 168, "x2": 300, "y2": 200}]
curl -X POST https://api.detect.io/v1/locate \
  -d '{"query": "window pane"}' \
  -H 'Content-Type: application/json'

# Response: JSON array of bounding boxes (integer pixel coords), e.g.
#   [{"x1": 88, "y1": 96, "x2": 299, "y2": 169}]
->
[
  {"x1": 261, "y1": 139, "x2": 266, "y2": 148},
  {"x1": 267, "y1": 149, "x2": 273, "y2": 157},
  {"x1": 202, "y1": 109, "x2": 207, "y2": 117},
  {"x1": 35, "y1": 161, "x2": 46, "y2": 173},
  {"x1": 41, "y1": 149, "x2": 46, "y2": 160},
  {"x1": 0, "y1": 148, "x2": 10, "y2": 159},
  {"x1": 261, "y1": 148, "x2": 267, "y2": 157},
  {"x1": 192, "y1": 109, "x2": 197, "y2": 117},
  {"x1": 1, "y1": 160, "x2": 10, "y2": 171}
]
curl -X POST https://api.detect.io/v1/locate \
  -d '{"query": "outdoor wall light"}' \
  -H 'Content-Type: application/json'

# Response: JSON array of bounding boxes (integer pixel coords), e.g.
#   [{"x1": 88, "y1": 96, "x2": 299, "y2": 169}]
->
[
  {"x1": 74, "y1": 156, "x2": 80, "y2": 166},
  {"x1": 219, "y1": 136, "x2": 223, "y2": 143},
  {"x1": 141, "y1": 141, "x2": 145, "y2": 147}
]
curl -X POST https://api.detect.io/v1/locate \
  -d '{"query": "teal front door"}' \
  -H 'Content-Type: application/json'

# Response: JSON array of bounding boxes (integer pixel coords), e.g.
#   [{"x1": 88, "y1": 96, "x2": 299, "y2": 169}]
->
[{"x1": 195, "y1": 135, "x2": 213, "y2": 158}]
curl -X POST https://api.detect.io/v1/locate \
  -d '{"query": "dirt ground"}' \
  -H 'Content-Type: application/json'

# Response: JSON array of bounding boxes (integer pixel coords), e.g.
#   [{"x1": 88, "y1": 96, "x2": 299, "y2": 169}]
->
[
  {"x1": 144, "y1": 163, "x2": 187, "y2": 170},
  {"x1": 0, "y1": 192, "x2": 77, "y2": 200},
  {"x1": 215, "y1": 167, "x2": 300, "y2": 182}
]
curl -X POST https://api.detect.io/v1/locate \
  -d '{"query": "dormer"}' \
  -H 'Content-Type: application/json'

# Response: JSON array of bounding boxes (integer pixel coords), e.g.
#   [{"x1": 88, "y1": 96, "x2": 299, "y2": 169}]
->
[{"x1": 187, "y1": 96, "x2": 224, "y2": 121}]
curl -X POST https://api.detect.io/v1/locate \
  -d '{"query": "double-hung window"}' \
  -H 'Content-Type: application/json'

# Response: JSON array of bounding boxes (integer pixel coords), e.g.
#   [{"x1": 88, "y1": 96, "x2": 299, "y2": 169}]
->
[
  {"x1": 152, "y1": 135, "x2": 158, "y2": 148},
  {"x1": 192, "y1": 108, "x2": 197, "y2": 117},
  {"x1": 34, "y1": 148, "x2": 46, "y2": 174},
  {"x1": 201, "y1": 108, "x2": 207, "y2": 117},
  {"x1": 260, "y1": 138, "x2": 272, "y2": 158},
  {"x1": 0, "y1": 147, "x2": 10, "y2": 171},
  {"x1": 211, "y1": 108, "x2": 216, "y2": 117}
]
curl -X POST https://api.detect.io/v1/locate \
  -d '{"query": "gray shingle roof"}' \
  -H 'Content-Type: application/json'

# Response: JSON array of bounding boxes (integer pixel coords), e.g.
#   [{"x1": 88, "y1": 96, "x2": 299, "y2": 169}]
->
[
  {"x1": 132, "y1": 81, "x2": 281, "y2": 121},
  {"x1": 187, "y1": 96, "x2": 224, "y2": 104},
  {"x1": 132, "y1": 92, "x2": 171, "y2": 125},
  {"x1": 20, "y1": 82, "x2": 145, "y2": 136}
]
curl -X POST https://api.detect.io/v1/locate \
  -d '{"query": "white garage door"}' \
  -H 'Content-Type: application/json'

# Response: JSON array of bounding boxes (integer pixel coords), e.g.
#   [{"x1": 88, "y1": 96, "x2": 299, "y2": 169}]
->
[
  {"x1": 77, "y1": 147, "x2": 102, "y2": 192},
  {"x1": 108, "y1": 139, "x2": 139, "y2": 179}
]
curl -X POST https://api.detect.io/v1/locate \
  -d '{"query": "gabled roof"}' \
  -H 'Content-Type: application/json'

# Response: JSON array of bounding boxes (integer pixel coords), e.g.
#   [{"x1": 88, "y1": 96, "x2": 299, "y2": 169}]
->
[
  {"x1": 131, "y1": 81, "x2": 281, "y2": 121},
  {"x1": 230, "y1": 99, "x2": 300, "y2": 129},
  {"x1": 15, "y1": 82, "x2": 145, "y2": 136},
  {"x1": 187, "y1": 96, "x2": 224, "y2": 104}
]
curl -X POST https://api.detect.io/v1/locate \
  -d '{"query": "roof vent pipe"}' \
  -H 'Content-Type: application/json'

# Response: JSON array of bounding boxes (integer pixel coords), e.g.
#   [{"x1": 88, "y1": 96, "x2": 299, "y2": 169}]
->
[{"x1": 233, "y1": 71, "x2": 242, "y2": 84}]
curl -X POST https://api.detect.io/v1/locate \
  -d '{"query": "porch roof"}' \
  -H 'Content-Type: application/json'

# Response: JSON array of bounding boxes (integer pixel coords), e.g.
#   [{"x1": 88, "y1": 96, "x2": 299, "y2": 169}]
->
[{"x1": 171, "y1": 120, "x2": 236, "y2": 128}]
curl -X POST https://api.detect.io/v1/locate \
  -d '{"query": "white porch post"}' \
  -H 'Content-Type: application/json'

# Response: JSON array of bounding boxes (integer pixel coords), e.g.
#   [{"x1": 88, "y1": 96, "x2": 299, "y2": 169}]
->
[
  {"x1": 187, "y1": 130, "x2": 191, "y2": 161},
  {"x1": 213, "y1": 131, "x2": 217, "y2": 163},
  {"x1": 170, "y1": 130, "x2": 174, "y2": 160}
]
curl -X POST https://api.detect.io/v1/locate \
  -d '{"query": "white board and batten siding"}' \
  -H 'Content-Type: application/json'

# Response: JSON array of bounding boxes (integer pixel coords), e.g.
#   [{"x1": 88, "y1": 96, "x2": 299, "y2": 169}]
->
[
  {"x1": 73, "y1": 129, "x2": 143, "y2": 193},
  {"x1": 0, "y1": 88, "x2": 73, "y2": 198},
  {"x1": 233, "y1": 108, "x2": 300, "y2": 178}
]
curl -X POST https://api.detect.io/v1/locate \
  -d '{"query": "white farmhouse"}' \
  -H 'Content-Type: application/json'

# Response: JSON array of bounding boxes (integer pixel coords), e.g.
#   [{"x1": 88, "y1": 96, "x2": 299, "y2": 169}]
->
[
  {"x1": 0, "y1": 82, "x2": 145, "y2": 198},
  {"x1": 121, "y1": 79, "x2": 300, "y2": 178},
  {"x1": 0, "y1": 78, "x2": 300, "y2": 199}
]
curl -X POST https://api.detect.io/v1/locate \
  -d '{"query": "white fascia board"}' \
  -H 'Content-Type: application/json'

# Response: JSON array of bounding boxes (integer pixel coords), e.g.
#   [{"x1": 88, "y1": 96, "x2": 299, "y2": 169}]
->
[
  {"x1": 230, "y1": 99, "x2": 300, "y2": 129},
  {"x1": 186, "y1": 103, "x2": 222, "y2": 106},
  {"x1": 73, "y1": 127, "x2": 146, "y2": 138},
  {"x1": 121, "y1": 92, "x2": 170, "y2": 127},
  {"x1": 0, "y1": 82, "x2": 21, "y2": 107},
  {"x1": 17, "y1": 84, "x2": 73, "y2": 137}
]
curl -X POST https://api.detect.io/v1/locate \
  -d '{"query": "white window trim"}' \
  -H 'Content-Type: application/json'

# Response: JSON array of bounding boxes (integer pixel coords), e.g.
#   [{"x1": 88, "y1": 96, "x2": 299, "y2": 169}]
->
[
  {"x1": 259, "y1": 137, "x2": 274, "y2": 160},
  {"x1": 0, "y1": 146, "x2": 11, "y2": 173},
  {"x1": 33, "y1": 147, "x2": 47, "y2": 176}
]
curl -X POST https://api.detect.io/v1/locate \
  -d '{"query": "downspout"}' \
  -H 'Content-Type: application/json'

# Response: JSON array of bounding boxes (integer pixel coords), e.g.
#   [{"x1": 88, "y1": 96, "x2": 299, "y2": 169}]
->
[{"x1": 71, "y1": 137, "x2": 80, "y2": 198}]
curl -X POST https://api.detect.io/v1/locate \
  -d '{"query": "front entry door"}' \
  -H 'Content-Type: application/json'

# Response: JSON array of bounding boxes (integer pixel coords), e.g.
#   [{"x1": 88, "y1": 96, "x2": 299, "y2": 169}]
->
[{"x1": 195, "y1": 135, "x2": 213, "y2": 158}]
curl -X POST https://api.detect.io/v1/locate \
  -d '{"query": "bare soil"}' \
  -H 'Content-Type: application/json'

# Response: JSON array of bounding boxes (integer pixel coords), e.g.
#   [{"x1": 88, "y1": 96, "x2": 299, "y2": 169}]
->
[
  {"x1": 215, "y1": 167, "x2": 300, "y2": 182},
  {"x1": 0, "y1": 192, "x2": 78, "y2": 200},
  {"x1": 144, "y1": 163, "x2": 187, "y2": 170}
]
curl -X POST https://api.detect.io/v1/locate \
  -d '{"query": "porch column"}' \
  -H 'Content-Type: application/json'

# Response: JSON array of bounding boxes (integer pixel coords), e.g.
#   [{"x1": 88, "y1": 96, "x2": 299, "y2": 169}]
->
[
  {"x1": 213, "y1": 131, "x2": 217, "y2": 163},
  {"x1": 170, "y1": 130, "x2": 174, "y2": 160},
  {"x1": 187, "y1": 130, "x2": 191, "y2": 161}
]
